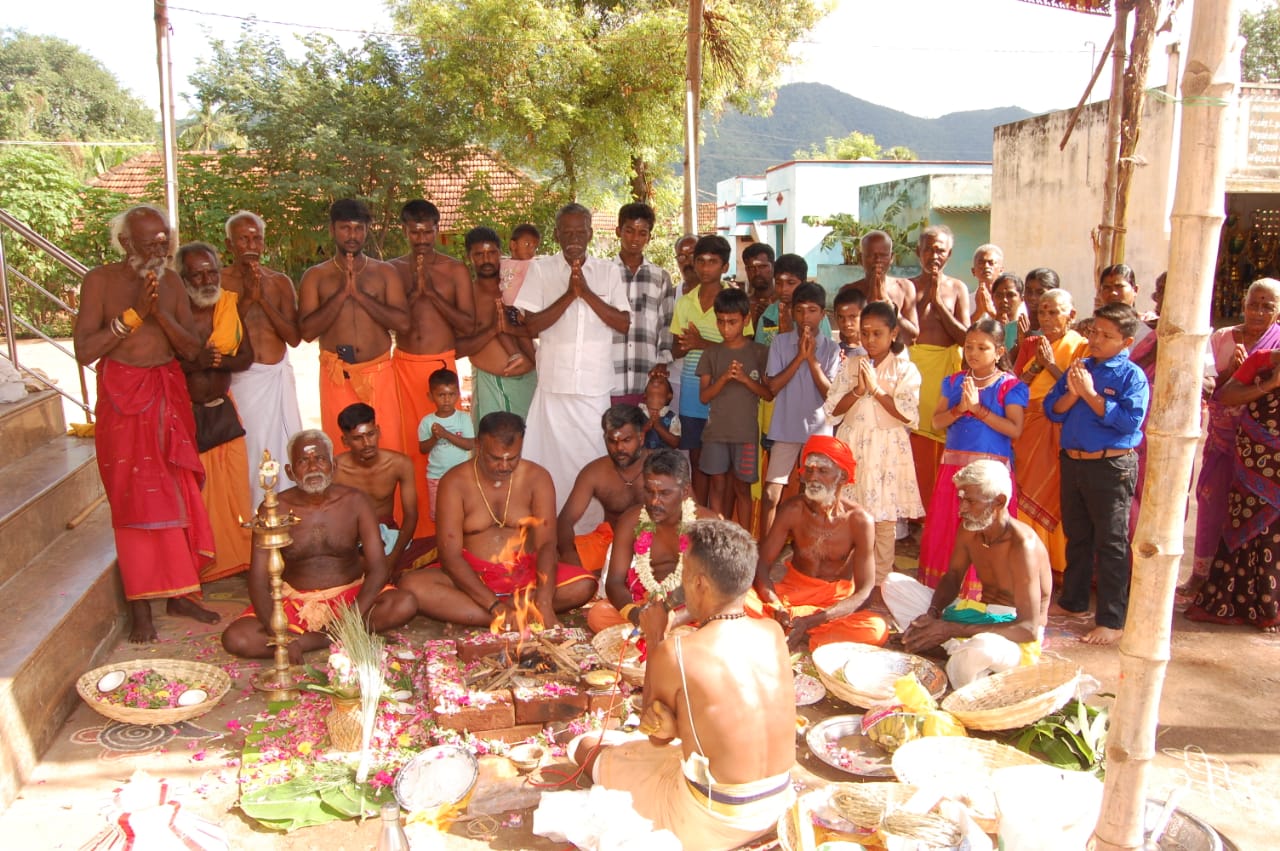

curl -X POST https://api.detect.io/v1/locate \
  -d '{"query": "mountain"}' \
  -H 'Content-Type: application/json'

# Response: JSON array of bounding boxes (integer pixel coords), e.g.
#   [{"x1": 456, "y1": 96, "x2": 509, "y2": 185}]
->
[{"x1": 698, "y1": 82, "x2": 1035, "y2": 188}]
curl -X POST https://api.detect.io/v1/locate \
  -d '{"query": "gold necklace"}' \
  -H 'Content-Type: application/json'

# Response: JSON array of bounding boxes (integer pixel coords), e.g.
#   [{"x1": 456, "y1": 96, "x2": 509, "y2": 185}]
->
[
  {"x1": 473, "y1": 459, "x2": 514, "y2": 528},
  {"x1": 332, "y1": 253, "x2": 369, "y2": 276}
]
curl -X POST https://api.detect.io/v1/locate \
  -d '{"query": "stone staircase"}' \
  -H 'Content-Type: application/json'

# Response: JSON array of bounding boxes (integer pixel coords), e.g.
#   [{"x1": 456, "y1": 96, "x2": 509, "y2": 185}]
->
[{"x1": 0, "y1": 391, "x2": 123, "y2": 809}]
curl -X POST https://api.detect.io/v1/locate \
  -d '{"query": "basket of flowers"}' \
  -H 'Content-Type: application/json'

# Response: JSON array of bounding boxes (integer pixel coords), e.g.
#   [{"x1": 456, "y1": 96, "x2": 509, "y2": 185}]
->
[{"x1": 77, "y1": 658, "x2": 231, "y2": 725}]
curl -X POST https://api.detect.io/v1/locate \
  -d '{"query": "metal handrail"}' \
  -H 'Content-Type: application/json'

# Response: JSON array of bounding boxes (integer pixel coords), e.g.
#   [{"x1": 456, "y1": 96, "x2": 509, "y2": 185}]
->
[{"x1": 0, "y1": 207, "x2": 94, "y2": 421}]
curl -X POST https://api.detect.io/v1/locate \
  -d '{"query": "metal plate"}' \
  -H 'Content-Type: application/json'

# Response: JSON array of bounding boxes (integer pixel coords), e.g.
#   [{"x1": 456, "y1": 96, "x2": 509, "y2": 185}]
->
[{"x1": 805, "y1": 713, "x2": 895, "y2": 778}]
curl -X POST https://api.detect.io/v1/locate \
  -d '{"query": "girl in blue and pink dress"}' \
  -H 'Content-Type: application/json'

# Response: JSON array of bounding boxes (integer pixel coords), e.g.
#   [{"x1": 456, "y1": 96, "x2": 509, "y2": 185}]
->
[{"x1": 918, "y1": 318, "x2": 1028, "y2": 598}]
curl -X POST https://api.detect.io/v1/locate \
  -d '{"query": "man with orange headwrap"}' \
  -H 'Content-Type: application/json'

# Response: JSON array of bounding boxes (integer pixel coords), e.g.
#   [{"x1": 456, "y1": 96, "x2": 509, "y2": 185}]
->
[{"x1": 747, "y1": 435, "x2": 888, "y2": 651}]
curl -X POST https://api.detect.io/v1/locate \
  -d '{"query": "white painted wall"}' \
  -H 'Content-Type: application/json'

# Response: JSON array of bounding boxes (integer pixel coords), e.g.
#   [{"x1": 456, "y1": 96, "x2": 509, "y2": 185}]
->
[{"x1": 991, "y1": 95, "x2": 1178, "y2": 315}]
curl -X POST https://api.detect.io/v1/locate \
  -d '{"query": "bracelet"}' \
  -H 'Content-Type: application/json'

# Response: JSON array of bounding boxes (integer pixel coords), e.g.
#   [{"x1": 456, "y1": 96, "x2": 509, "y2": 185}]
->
[
  {"x1": 976, "y1": 405, "x2": 990, "y2": 421},
  {"x1": 487, "y1": 598, "x2": 504, "y2": 614},
  {"x1": 927, "y1": 606, "x2": 941, "y2": 618},
  {"x1": 109, "y1": 317, "x2": 131, "y2": 339},
  {"x1": 121, "y1": 308, "x2": 144, "y2": 330},
  {"x1": 619, "y1": 603, "x2": 638, "y2": 622}
]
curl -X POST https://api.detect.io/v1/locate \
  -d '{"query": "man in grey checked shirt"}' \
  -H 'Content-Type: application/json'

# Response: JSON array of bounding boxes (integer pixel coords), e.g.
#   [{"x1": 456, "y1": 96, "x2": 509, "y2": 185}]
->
[{"x1": 612, "y1": 202, "x2": 677, "y2": 406}]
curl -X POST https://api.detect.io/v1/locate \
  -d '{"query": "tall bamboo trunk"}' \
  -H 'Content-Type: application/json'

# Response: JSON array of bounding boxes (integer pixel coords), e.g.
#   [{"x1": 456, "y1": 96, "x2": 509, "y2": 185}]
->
[{"x1": 1092, "y1": 1, "x2": 1240, "y2": 849}]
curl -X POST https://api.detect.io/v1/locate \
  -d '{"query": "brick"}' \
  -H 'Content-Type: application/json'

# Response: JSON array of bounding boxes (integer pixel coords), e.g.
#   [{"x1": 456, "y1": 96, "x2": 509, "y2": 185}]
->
[{"x1": 512, "y1": 685, "x2": 589, "y2": 725}]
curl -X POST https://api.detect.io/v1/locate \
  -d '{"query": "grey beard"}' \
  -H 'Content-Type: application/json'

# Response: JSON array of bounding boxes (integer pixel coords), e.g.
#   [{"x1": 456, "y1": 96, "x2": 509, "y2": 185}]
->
[
  {"x1": 128, "y1": 254, "x2": 167, "y2": 275},
  {"x1": 186, "y1": 284, "x2": 222, "y2": 309},
  {"x1": 298, "y1": 472, "x2": 331, "y2": 495},
  {"x1": 961, "y1": 506, "x2": 996, "y2": 532},
  {"x1": 802, "y1": 481, "x2": 838, "y2": 506}
]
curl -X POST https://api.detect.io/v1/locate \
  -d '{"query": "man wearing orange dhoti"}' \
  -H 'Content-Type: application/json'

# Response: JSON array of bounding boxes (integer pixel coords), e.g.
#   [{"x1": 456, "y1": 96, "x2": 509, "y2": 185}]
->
[
  {"x1": 74, "y1": 205, "x2": 221, "y2": 642},
  {"x1": 178, "y1": 243, "x2": 254, "y2": 583},
  {"x1": 389, "y1": 201, "x2": 476, "y2": 541},
  {"x1": 298, "y1": 199, "x2": 409, "y2": 455},
  {"x1": 748, "y1": 436, "x2": 888, "y2": 651}
]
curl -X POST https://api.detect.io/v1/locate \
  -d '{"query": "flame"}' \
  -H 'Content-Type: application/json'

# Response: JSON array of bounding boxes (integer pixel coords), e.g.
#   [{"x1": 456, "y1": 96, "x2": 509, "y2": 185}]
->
[{"x1": 487, "y1": 517, "x2": 546, "y2": 659}]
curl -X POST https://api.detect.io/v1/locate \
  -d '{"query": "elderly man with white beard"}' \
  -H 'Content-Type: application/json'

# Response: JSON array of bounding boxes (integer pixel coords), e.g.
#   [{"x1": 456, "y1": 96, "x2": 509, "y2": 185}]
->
[
  {"x1": 74, "y1": 205, "x2": 220, "y2": 643},
  {"x1": 220, "y1": 429, "x2": 418, "y2": 663},
  {"x1": 882, "y1": 459, "x2": 1051, "y2": 687},
  {"x1": 748, "y1": 435, "x2": 890, "y2": 652},
  {"x1": 178, "y1": 242, "x2": 255, "y2": 585}
]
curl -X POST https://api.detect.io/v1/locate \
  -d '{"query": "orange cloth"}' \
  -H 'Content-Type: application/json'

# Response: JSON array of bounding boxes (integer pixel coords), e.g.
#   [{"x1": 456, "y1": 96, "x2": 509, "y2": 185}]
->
[
  {"x1": 802, "y1": 435, "x2": 857, "y2": 483},
  {"x1": 237, "y1": 579, "x2": 374, "y2": 634},
  {"x1": 745, "y1": 564, "x2": 888, "y2": 651},
  {"x1": 95, "y1": 359, "x2": 212, "y2": 601},
  {"x1": 392, "y1": 348, "x2": 457, "y2": 540},
  {"x1": 1013, "y1": 331, "x2": 1089, "y2": 573},
  {"x1": 587, "y1": 600, "x2": 629, "y2": 634},
  {"x1": 198, "y1": 436, "x2": 252, "y2": 582},
  {"x1": 319, "y1": 348, "x2": 402, "y2": 455},
  {"x1": 575, "y1": 521, "x2": 613, "y2": 575}
]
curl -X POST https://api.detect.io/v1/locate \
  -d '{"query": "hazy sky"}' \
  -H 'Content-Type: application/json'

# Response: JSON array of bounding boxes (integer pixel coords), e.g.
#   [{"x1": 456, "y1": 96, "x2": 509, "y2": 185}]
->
[{"x1": 5, "y1": 1, "x2": 1264, "y2": 129}]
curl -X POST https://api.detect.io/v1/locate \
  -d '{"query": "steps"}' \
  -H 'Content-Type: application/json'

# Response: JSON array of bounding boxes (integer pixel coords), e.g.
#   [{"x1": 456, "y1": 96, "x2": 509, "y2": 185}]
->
[{"x1": 0, "y1": 392, "x2": 124, "y2": 809}]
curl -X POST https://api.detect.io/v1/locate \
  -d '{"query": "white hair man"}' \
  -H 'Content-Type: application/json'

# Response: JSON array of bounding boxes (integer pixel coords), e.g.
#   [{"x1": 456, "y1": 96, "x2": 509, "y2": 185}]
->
[
  {"x1": 75, "y1": 204, "x2": 219, "y2": 643},
  {"x1": 882, "y1": 459, "x2": 1051, "y2": 687},
  {"x1": 219, "y1": 210, "x2": 304, "y2": 509}
]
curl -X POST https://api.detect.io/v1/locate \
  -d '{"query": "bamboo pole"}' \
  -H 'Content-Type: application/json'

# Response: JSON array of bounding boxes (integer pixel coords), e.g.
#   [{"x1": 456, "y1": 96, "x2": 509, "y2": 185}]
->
[
  {"x1": 1060, "y1": 31, "x2": 1116, "y2": 151},
  {"x1": 154, "y1": 0, "x2": 180, "y2": 246},
  {"x1": 1112, "y1": 0, "x2": 1162, "y2": 264},
  {"x1": 1092, "y1": 1, "x2": 1240, "y2": 848},
  {"x1": 1096, "y1": 3, "x2": 1131, "y2": 293},
  {"x1": 682, "y1": 0, "x2": 704, "y2": 236}
]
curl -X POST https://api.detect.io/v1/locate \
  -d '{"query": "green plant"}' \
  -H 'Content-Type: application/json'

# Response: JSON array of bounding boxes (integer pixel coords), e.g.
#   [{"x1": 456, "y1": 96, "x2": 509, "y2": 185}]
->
[
  {"x1": 1009, "y1": 698, "x2": 1111, "y2": 778},
  {"x1": 802, "y1": 190, "x2": 926, "y2": 267}
]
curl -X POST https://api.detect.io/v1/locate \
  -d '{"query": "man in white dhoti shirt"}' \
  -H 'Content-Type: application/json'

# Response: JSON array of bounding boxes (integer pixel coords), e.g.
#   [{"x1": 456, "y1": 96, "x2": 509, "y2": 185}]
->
[
  {"x1": 882, "y1": 460, "x2": 1050, "y2": 688},
  {"x1": 220, "y1": 211, "x2": 304, "y2": 508},
  {"x1": 514, "y1": 203, "x2": 630, "y2": 530}
]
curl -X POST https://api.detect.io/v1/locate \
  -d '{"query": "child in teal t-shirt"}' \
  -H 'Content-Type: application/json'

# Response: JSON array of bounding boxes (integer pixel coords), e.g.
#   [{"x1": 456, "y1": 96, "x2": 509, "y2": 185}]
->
[{"x1": 417, "y1": 368, "x2": 475, "y2": 519}]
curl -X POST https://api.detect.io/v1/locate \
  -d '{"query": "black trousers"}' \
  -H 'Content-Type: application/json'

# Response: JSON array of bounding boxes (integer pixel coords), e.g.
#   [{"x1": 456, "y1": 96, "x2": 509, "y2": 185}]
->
[{"x1": 1058, "y1": 451, "x2": 1138, "y2": 630}]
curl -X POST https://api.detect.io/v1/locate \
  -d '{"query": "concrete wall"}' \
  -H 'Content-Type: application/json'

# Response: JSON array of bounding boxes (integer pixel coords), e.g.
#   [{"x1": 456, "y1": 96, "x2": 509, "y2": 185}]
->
[
  {"x1": 759, "y1": 160, "x2": 991, "y2": 272},
  {"x1": 991, "y1": 94, "x2": 1178, "y2": 315}
]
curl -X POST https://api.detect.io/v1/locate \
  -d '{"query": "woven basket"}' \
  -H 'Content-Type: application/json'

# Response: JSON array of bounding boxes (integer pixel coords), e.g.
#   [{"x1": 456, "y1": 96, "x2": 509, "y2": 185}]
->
[
  {"x1": 941, "y1": 660, "x2": 1081, "y2": 731},
  {"x1": 77, "y1": 658, "x2": 231, "y2": 725},
  {"x1": 891, "y1": 736, "x2": 1042, "y2": 830},
  {"x1": 591, "y1": 624, "x2": 645, "y2": 686},
  {"x1": 812, "y1": 642, "x2": 947, "y2": 710},
  {"x1": 828, "y1": 781, "x2": 918, "y2": 832}
]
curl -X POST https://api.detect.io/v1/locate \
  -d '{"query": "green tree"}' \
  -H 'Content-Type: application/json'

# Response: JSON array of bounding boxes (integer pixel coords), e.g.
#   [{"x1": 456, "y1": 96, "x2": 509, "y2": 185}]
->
[
  {"x1": 388, "y1": 0, "x2": 826, "y2": 202},
  {"x1": 0, "y1": 30, "x2": 154, "y2": 176},
  {"x1": 176, "y1": 96, "x2": 245, "y2": 151},
  {"x1": 1241, "y1": 5, "x2": 1280, "y2": 83},
  {"x1": 797, "y1": 130, "x2": 917, "y2": 161},
  {"x1": 187, "y1": 30, "x2": 474, "y2": 270},
  {"x1": 0, "y1": 147, "x2": 127, "y2": 335}
]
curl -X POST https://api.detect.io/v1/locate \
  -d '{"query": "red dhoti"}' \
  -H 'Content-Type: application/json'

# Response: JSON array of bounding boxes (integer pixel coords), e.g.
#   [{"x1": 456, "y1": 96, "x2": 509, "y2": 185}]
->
[
  {"x1": 236, "y1": 578, "x2": 366, "y2": 634},
  {"x1": 449, "y1": 549, "x2": 594, "y2": 595},
  {"x1": 95, "y1": 359, "x2": 213, "y2": 600},
  {"x1": 392, "y1": 348, "x2": 456, "y2": 540},
  {"x1": 319, "y1": 348, "x2": 402, "y2": 454},
  {"x1": 745, "y1": 564, "x2": 888, "y2": 651}
]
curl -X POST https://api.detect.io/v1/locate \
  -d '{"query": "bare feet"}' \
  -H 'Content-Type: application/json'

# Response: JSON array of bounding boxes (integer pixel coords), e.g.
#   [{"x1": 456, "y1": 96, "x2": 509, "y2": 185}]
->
[
  {"x1": 1048, "y1": 602, "x2": 1089, "y2": 618},
  {"x1": 128, "y1": 600, "x2": 158, "y2": 643},
  {"x1": 1175, "y1": 576, "x2": 1206, "y2": 599},
  {"x1": 166, "y1": 596, "x2": 221, "y2": 625},
  {"x1": 1081, "y1": 626, "x2": 1124, "y2": 645},
  {"x1": 1263, "y1": 625, "x2": 1278, "y2": 634}
]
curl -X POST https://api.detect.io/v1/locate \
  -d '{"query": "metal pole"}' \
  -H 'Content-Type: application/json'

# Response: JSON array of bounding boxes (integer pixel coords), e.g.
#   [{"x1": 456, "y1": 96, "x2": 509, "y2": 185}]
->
[
  {"x1": 155, "y1": 0, "x2": 180, "y2": 246},
  {"x1": 0, "y1": 231, "x2": 17, "y2": 364},
  {"x1": 683, "y1": 0, "x2": 703, "y2": 236}
]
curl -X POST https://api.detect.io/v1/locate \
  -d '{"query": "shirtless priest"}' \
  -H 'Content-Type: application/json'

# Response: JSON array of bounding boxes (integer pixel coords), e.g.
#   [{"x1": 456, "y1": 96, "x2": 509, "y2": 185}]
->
[
  {"x1": 574, "y1": 520, "x2": 796, "y2": 850},
  {"x1": 221, "y1": 430, "x2": 417, "y2": 663},
  {"x1": 398, "y1": 412, "x2": 596, "y2": 629}
]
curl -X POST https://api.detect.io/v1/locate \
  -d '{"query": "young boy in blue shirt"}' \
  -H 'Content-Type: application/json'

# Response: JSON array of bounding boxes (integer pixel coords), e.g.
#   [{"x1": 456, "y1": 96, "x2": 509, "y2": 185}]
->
[
  {"x1": 761, "y1": 272, "x2": 841, "y2": 534},
  {"x1": 1044, "y1": 302, "x2": 1149, "y2": 645}
]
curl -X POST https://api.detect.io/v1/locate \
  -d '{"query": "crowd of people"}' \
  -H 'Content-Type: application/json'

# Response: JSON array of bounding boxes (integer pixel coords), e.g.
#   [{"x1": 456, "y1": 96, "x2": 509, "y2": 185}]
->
[{"x1": 71, "y1": 199, "x2": 1279, "y2": 847}]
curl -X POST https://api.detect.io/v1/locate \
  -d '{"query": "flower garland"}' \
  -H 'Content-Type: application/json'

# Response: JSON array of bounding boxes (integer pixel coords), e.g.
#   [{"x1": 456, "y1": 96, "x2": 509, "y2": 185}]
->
[{"x1": 632, "y1": 498, "x2": 698, "y2": 600}]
